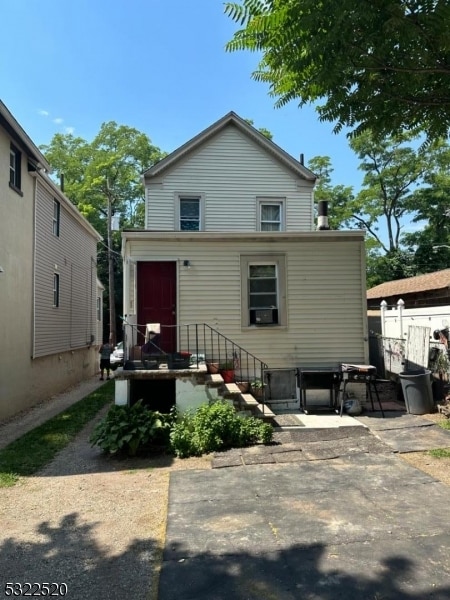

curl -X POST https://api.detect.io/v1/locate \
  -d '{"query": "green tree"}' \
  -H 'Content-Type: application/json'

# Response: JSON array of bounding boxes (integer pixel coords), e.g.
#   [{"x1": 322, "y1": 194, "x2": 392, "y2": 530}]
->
[
  {"x1": 41, "y1": 123, "x2": 166, "y2": 343},
  {"x1": 347, "y1": 130, "x2": 434, "y2": 254},
  {"x1": 307, "y1": 156, "x2": 354, "y2": 230},
  {"x1": 402, "y1": 141, "x2": 450, "y2": 273},
  {"x1": 244, "y1": 118, "x2": 273, "y2": 140},
  {"x1": 225, "y1": 0, "x2": 450, "y2": 141}
]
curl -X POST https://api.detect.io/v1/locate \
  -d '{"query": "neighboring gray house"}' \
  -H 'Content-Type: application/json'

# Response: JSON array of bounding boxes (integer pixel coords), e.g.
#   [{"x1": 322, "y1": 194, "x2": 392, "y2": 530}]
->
[
  {"x1": 120, "y1": 112, "x2": 368, "y2": 402},
  {"x1": 0, "y1": 100, "x2": 103, "y2": 421}
]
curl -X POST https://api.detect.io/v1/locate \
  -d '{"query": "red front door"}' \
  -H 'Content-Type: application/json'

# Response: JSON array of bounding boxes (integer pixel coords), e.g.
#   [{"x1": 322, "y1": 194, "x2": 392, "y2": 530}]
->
[{"x1": 137, "y1": 261, "x2": 177, "y2": 353}]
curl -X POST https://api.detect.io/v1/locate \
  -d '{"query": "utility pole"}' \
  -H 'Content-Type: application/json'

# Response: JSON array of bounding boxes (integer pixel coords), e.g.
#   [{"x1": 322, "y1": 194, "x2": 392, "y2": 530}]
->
[{"x1": 106, "y1": 178, "x2": 116, "y2": 346}]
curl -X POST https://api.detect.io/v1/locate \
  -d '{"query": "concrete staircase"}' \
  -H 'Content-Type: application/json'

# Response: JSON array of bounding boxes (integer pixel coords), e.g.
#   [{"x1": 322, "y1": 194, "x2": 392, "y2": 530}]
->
[{"x1": 205, "y1": 375, "x2": 276, "y2": 422}]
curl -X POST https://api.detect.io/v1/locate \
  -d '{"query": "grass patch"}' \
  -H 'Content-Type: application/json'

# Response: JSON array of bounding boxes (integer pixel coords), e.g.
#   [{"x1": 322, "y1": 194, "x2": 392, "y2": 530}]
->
[
  {"x1": 427, "y1": 418, "x2": 450, "y2": 458},
  {"x1": 429, "y1": 448, "x2": 450, "y2": 458},
  {"x1": 0, "y1": 381, "x2": 114, "y2": 488}
]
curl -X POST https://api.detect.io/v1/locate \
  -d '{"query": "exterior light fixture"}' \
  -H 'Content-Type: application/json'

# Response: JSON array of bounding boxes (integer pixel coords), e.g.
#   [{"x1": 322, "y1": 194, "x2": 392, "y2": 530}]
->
[{"x1": 183, "y1": 260, "x2": 191, "y2": 268}]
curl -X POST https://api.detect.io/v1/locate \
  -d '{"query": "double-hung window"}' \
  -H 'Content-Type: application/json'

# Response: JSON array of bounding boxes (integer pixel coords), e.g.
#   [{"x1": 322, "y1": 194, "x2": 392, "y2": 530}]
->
[
  {"x1": 241, "y1": 255, "x2": 287, "y2": 327},
  {"x1": 249, "y1": 264, "x2": 278, "y2": 324},
  {"x1": 53, "y1": 199, "x2": 61, "y2": 237},
  {"x1": 9, "y1": 144, "x2": 22, "y2": 192},
  {"x1": 177, "y1": 195, "x2": 204, "y2": 231},
  {"x1": 53, "y1": 274, "x2": 60, "y2": 308},
  {"x1": 258, "y1": 199, "x2": 285, "y2": 231}
]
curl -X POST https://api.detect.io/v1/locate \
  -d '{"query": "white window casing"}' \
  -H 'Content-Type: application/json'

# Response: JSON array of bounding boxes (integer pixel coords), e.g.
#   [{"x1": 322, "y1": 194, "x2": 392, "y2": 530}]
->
[
  {"x1": 175, "y1": 194, "x2": 205, "y2": 231},
  {"x1": 257, "y1": 198, "x2": 285, "y2": 231},
  {"x1": 240, "y1": 254, "x2": 287, "y2": 328}
]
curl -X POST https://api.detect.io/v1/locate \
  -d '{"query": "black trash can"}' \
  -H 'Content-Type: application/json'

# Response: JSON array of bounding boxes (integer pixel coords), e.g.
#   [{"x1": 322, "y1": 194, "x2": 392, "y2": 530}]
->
[{"x1": 398, "y1": 369, "x2": 434, "y2": 415}]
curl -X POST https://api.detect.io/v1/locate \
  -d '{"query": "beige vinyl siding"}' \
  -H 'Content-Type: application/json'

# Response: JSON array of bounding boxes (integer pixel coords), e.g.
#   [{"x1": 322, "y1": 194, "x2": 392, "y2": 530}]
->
[
  {"x1": 146, "y1": 126, "x2": 313, "y2": 232},
  {"x1": 34, "y1": 180, "x2": 97, "y2": 357},
  {"x1": 125, "y1": 233, "x2": 367, "y2": 369}
]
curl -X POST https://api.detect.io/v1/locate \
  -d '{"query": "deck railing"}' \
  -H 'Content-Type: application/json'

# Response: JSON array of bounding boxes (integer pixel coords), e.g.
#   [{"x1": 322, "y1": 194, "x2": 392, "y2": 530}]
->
[{"x1": 121, "y1": 321, "x2": 268, "y2": 402}]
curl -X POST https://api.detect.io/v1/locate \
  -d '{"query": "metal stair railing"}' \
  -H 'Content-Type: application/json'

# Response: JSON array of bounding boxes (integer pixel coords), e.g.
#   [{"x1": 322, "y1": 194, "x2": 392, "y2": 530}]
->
[{"x1": 121, "y1": 320, "x2": 269, "y2": 410}]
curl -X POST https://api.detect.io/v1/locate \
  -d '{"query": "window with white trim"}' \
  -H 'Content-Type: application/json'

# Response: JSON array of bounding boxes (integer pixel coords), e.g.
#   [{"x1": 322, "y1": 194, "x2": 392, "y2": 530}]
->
[
  {"x1": 179, "y1": 196, "x2": 202, "y2": 231},
  {"x1": 240, "y1": 255, "x2": 287, "y2": 327},
  {"x1": 257, "y1": 199, "x2": 285, "y2": 231},
  {"x1": 53, "y1": 199, "x2": 60, "y2": 237},
  {"x1": 53, "y1": 273, "x2": 60, "y2": 307},
  {"x1": 9, "y1": 144, "x2": 22, "y2": 192}
]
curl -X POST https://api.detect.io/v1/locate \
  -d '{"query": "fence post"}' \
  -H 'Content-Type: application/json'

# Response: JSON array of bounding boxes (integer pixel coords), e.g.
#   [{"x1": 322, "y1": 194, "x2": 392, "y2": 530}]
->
[
  {"x1": 397, "y1": 298, "x2": 405, "y2": 339},
  {"x1": 380, "y1": 300, "x2": 387, "y2": 338}
]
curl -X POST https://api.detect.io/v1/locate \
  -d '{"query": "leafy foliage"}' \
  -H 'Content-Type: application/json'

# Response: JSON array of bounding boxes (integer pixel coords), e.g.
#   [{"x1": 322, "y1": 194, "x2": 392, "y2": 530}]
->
[
  {"x1": 225, "y1": 0, "x2": 450, "y2": 141},
  {"x1": 90, "y1": 401, "x2": 174, "y2": 456},
  {"x1": 41, "y1": 123, "x2": 166, "y2": 342},
  {"x1": 170, "y1": 400, "x2": 273, "y2": 458}
]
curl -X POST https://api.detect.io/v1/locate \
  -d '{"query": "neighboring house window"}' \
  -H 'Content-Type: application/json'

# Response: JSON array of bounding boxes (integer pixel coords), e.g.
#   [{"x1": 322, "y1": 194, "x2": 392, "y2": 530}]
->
[
  {"x1": 97, "y1": 296, "x2": 102, "y2": 321},
  {"x1": 240, "y1": 255, "x2": 287, "y2": 327},
  {"x1": 53, "y1": 273, "x2": 60, "y2": 307},
  {"x1": 9, "y1": 144, "x2": 22, "y2": 192},
  {"x1": 176, "y1": 195, "x2": 204, "y2": 231},
  {"x1": 53, "y1": 199, "x2": 60, "y2": 237},
  {"x1": 257, "y1": 199, "x2": 285, "y2": 231}
]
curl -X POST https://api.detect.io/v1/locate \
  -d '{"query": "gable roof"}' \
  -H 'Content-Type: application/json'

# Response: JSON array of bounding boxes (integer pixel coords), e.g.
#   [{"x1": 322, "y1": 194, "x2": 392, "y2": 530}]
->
[
  {"x1": 367, "y1": 269, "x2": 450, "y2": 299},
  {"x1": 0, "y1": 100, "x2": 51, "y2": 172},
  {"x1": 143, "y1": 111, "x2": 317, "y2": 181}
]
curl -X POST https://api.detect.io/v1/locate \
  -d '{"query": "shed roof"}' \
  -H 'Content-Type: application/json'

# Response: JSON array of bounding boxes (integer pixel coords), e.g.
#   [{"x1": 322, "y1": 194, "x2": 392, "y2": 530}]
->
[
  {"x1": 143, "y1": 111, "x2": 317, "y2": 182},
  {"x1": 367, "y1": 269, "x2": 450, "y2": 299}
]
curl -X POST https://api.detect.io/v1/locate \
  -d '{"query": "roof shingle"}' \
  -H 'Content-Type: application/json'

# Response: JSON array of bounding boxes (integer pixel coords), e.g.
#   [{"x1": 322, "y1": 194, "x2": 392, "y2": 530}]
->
[{"x1": 367, "y1": 269, "x2": 450, "y2": 299}]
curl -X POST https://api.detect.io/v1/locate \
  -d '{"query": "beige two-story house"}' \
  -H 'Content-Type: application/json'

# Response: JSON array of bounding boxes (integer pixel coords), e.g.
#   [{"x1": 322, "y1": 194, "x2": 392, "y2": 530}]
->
[
  {"x1": 0, "y1": 100, "x2": 103, "y2": 421},
  {"x1": 120, "y1": 112, "x2": 368, "y2": 391}
]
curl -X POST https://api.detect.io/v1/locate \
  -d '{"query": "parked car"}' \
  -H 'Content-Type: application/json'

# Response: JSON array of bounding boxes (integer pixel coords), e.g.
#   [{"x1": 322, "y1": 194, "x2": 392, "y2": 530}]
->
[{"x1": 110, "y1": 341, "x2": 124, "y2": 367}]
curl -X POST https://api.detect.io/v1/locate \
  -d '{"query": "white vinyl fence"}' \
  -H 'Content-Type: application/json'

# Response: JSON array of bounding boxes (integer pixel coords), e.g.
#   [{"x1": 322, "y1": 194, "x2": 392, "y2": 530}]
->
[{"x1": 370, "y1": 300, "x2": 450, "y2": 378}]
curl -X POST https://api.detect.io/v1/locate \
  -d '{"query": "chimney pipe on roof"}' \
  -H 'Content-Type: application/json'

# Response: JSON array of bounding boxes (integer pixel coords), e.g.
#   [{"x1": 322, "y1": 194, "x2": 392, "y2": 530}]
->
[
  {"x1": 299, "y1": 153, "x2": 304, "y2": 165},
  {"x1": 317, "y1": 200, "x2": 330, "y2": 230}
]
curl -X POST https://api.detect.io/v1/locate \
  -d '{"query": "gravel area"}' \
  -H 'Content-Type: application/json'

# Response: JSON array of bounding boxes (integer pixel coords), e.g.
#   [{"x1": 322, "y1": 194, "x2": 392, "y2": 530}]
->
[{"x1": 0, "y1": 385, "x2": 211, "y2": 600}]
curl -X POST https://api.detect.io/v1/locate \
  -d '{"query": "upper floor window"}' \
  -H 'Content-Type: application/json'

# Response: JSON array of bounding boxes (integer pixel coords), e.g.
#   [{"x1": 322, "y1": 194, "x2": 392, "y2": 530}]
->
[
  {"x1": 9, "y1": 144, "x2": 22, "y2": 192},
  {"x1": 53, "y1": 199, "x2": 61, "y2": 237},
  {"x1": 177, "y1": 195, "x2": 204, "y2": 231},
  {"x1": 257, "y1": 199, "x2": 285, "y2": 231},
  {"x1": 53, "y1": 273, "x2": 60, "y2": 308}
]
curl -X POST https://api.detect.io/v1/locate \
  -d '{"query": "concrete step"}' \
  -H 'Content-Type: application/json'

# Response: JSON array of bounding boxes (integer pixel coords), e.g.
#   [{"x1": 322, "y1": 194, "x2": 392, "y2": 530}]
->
[
  {"x1": 253, "y1": 403, "x2": 276, "y2": 422},
  {"x1": 206, "y1": 373, "x2": 224, "y2": 387},
  {"x1": 223, "y1": 383, "x2": 241, "y2": 397},
  {"x1": 240, "y1": 393, "x2": 258, "y2": 409}
]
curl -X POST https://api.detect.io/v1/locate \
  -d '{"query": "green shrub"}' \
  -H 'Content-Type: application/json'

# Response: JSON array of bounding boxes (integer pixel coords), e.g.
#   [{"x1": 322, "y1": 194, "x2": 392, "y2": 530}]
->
[
  {"x1": 90, "y1": 400, "x2": 173, "y2": 456},
  {"x1": 170, "y1": 400, "x2": 273, "y2": 458}
]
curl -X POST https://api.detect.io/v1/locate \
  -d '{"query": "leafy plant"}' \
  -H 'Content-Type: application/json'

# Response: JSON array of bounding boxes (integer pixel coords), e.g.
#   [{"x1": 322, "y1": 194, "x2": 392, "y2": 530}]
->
[
  {"x1": 170, "y1": 400, "x2": 273, "y2": 458},
  {"x1": 250, "y1": 378, "x2": 265, "y2": 389},
  {"x1": 90, "y1": 400, "x2": 174, "y2": 456},
  {"x1": 219, "y1": 360, "x2": 234, "y2": 370}
]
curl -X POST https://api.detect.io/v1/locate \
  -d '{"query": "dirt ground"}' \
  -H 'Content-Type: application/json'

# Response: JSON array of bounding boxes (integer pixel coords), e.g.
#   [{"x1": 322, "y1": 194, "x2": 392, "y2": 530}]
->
[{"x1": 400, "y1": 411, "x2": 450, "y2": 486}]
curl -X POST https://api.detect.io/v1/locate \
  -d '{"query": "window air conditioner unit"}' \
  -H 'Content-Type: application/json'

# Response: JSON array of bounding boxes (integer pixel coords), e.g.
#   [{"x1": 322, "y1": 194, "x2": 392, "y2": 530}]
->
[{"x1": 250, "y1": 308, "x2": 278, "y2": 325}]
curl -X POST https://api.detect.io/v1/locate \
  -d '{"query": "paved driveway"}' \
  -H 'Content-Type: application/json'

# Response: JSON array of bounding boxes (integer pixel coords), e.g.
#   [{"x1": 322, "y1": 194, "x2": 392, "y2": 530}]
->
[{"x1": 159, "y1": 423, "x2": 450, "y2": 600}]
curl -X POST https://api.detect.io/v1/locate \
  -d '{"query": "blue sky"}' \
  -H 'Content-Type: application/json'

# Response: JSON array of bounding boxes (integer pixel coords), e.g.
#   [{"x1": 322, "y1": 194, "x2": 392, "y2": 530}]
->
[{"x1": 2, "y1": 0, "x2": 367, "y2": 194}]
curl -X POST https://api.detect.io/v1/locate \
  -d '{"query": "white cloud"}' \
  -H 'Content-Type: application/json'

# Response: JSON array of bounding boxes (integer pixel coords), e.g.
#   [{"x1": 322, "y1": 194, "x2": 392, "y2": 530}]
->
[
  {"x1": 38, "y1": 109, "x2": 49, "y2": 117},
  {"x1": 53, "y1": 117, "x2": 63, "y2": 124},
  {"x1": 64, "y1": 126, "x2": 75, "y2": 134}
]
